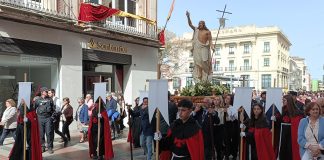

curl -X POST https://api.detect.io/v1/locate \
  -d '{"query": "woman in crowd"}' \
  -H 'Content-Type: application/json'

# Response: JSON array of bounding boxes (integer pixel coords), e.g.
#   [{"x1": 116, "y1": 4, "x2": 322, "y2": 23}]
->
[
  {"x1": 117, "y1": 94, "x2": 126, "y2": 131},
  {"x1": 214, "y1": 95, "x2": 226, "y2": 160},
  {"x1": 61, "y1": 97, "x2": 73, "y2": 142},
  {"x1": 85, "y1": 94, "x2": 94, "y2": 117},
  {"x1": 76, "y1": 97, "x2": 89, "y2": 143},
  {"x1": 0, "y1": 99, "x2": 17, "y2": 145},
  {"x1": 279, "y1": 94, "x2": 304, "y2": 160},
  {"x1": 240, "y1": 103, "x2": 275, "y2": 160},
  {"x1": 223, "y1": 94, "x2": 239, "y2": 160},
  {"x1": 298, "y1": 102, "x2": 324, "y2": 159}
]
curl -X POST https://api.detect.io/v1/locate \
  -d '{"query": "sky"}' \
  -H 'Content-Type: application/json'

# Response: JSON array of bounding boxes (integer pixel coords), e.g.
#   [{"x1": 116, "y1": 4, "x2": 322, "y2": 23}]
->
[{"x1": 157, "y1": 0, "x2": 324, "y2": 80}]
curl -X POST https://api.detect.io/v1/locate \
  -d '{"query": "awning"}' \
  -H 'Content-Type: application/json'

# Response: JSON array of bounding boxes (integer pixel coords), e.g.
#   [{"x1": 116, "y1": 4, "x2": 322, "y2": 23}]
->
[{"x1": 0, "y1": 36, "x2": 62, "y2": 58}]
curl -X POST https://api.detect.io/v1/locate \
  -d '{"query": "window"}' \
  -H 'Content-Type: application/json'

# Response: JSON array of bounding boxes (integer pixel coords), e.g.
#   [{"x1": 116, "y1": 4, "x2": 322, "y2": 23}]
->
[
  {"x1": 241, "y1": 75, "x2": 250, "y2": 87},
  {"x1": 264, "y1": 58, "x2": 270, "y2": 66},
  {"x1": 215, "y1": 47, "x2": 221, "y2": 55},
  {"x1": 174, "y1": 63, "x2": 179, "y2": 69},
  {"x1": 242, "y1": 59, "x2": 250, "y2": 71},
  {"x1": 229, "y1": 45, "x2": 234, "y2": 54},
  {"x1": 261, "y1": 74, "x2": 271, "y2": 89},
  {"x1": 243, "y1": 44, "x2": 250, "y2": 53},
  {"x1": 173, "y1": 77, "x2": 181, "y2": 89},
  {"x1": 229, "y1": 60, "x2": 234, "y2": 71},
  {"x1": 214, "y1": 61, "x2": 220, "y2": 71},
  {"x1": 244, "y1": 59, "x2": 249, "y2": 67},
  {"x1": 0, "y1": 54, "x2": 58, "y2": 103},
  {"x1": 189, "y1": 62, "x2": 194, "y2": 72},
  {"x1": 186, "y1": 77, "x2": 193, "y2": 87},
  {"x1": 264, "y1": 42, "x2": 270, "y2": 52},
  {"x1": 85, "y1": 0, "x2": 99, "y2": 4},
  {"x1": 212, "y1": 78, "x2": 220, "y2": 85}
]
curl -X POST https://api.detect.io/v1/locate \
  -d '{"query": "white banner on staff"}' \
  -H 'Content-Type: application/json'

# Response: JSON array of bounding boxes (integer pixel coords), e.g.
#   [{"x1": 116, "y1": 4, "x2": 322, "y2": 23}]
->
[
  {"x1": 148, "y1": 80, "x2": 169, "y2": 125},
  {"x1": 18, "y1": 82, "x2": 32, "y2": 109},
  {"x1": 265, "y1": 88, "x2": 283, "y2": 114},
  {"x1": 94, "y1": 82, "x2": 107, "y2": 104},
  {"x1": 233, "y1": 87, "x2": 253, "y2": 118}
]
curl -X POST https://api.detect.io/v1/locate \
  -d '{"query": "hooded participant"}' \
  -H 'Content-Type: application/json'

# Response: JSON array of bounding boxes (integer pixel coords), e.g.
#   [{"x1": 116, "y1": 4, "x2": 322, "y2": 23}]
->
[
  {"x1": 155, "y1": 98, "x2": 204, "y2": 160},
  {"x1": 88, "y1": 101, "x2": 114, "y2": 160},
  {"x1": 9, "y1": 100, "x2": 42, "y2": 160}
]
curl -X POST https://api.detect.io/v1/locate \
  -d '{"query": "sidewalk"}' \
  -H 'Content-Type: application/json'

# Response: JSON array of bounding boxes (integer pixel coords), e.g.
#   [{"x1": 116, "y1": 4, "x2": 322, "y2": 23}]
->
[{"x1": 0, "y1": 128, "x2": 148, "y2": 160}]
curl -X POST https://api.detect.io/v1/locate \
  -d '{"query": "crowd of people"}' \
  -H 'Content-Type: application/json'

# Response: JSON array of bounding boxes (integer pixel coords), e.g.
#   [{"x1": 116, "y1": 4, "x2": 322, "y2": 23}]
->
[
  {"x1": 0, "y1": 87, "x2": 128, "y2": 160},
  {"x1": 150, "y1": 91, "x2": 324, "y2": 160},
  {"x1": 1, "y1": 88, "x2": 324, "y2": 160}
]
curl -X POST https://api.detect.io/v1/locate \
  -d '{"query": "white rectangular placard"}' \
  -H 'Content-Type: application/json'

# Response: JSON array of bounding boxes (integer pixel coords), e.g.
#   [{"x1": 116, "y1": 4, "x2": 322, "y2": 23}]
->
[{"x1": 148, "y1": 80, "x2": 169, "y2": 125}]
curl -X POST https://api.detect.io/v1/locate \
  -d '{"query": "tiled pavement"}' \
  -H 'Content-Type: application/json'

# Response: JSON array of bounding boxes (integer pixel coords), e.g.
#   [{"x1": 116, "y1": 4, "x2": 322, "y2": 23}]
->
[{"x1": 0, "y1": 129, "x2": 150, "y2": 160}]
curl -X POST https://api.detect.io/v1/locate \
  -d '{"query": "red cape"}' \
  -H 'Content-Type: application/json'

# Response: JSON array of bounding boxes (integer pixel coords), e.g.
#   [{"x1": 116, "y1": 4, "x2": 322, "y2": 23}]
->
[
  {"x1": 186, "y1": 130, "x2": 204, "y2": 160},
  {"x1": 160, "y1": 129, "x2": 204, "y2": 160},
  {"x1": 88, "y1": 109, "x2": 114, "y2": 160},
  {"x1": 9, "y1": 110, "x2": 42, "y2": 160},
  {"x1": 254, "y1": 128, "x2": 275, "y2": 160},
  {"x1": 290, "y1": 116, "x2": 303, "y2": 160}
]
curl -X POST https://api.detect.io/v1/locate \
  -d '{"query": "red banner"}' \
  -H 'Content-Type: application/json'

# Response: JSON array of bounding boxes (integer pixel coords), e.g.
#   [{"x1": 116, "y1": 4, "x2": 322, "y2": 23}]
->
[
  {"x1": 158, "y1": 30, "x2": 165, "y2": 46},
  {"x1": 78, "y1": 3, "x2": 120, "y2": 22}
]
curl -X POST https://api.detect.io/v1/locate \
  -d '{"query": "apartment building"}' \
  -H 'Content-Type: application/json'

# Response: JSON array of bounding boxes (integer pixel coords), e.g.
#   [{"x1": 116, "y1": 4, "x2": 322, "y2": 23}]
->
[
  {"x1": 0, "y1": 0, "x2": 159, "y2": 113},
  {"x1": 171, "y1": 25, "x2": 291, "y2": 92},
  {"x1": 290, "y1": 56, "x2": 311, "y2": 91}
]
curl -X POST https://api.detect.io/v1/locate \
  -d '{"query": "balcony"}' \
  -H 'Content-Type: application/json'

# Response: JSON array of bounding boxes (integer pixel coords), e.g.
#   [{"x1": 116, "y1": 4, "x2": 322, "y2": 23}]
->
[
  {"x1": 225, "y1": 67, "x2": 236, "y2": 71},
  {"x1": 213, "y1": 67, "x2": 223, "y2": 72},
  {"x1": 0, "y1": 0, "x2": 74, "y2": 19},
  {"x1": 0, "y1": 0, "x2": 158, "y2": 44},
  {"x1": 240, "y1": 66, "x2": 252, "y2": 71}
]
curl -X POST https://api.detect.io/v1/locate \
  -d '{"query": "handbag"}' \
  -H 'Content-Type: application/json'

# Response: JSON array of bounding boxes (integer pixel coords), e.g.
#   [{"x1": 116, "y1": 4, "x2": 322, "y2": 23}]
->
[{"x1": 308, "y1": 119, "x2": 324, "y2": 155}]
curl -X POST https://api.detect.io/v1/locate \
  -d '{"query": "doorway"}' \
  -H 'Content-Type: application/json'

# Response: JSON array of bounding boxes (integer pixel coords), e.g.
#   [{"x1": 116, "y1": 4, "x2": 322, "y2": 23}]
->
[{"x1": 83, "y1": 73, "x2": 113, "y2": 97}]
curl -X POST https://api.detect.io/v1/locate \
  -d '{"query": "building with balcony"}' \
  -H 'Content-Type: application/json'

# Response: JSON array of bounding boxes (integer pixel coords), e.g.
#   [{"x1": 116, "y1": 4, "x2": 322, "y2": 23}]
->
[
  {"x1": 0, "y1": 0, "x2": 159, "y2": 115},
  {"x1": 290, "y1": 56, "x2": 311, "y2": 91},
  {"x1": 170, "y1": 25, "x2": 292, "y2": 92},
  {"x1": 289, "y1": 57, "x2": 302, "y2": 91}
]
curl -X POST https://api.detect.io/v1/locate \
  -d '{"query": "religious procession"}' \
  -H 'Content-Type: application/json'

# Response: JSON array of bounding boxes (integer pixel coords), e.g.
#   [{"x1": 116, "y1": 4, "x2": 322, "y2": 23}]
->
[{"x1": 0, "y1": 0, "x2": 324, "y2": 160}]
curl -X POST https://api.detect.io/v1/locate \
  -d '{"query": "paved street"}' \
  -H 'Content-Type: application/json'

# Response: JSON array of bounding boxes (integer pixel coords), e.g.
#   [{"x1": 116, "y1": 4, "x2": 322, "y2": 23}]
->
[{"x1": 0, "y1": 128, "x2": 148, "y2": 160}]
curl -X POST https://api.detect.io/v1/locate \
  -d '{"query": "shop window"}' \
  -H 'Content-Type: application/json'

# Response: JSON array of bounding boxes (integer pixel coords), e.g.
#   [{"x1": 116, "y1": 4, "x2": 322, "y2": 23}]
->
[{"x1": 0, "y1": 54, "x2": 59, "y2": 103}]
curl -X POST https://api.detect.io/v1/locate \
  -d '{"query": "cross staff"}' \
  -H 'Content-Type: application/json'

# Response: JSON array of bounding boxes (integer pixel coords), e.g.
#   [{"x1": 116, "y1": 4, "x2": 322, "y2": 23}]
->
[
  {"x1": 210, "y1": 5, "x2": 232, "y2": 79},
  {"x1": 214, "y1": 5, "x2": 232, "y2": 46}
]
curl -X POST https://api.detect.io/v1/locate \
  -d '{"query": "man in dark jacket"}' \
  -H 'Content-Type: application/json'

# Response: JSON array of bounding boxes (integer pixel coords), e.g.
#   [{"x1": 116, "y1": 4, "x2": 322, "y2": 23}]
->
[
  {"x1": 193, "y1": 98, "x2": 220, "y2": 160},
  {"x1": 48, "y1": 89, "x2": 68, "y2": 146},
  {"x1": 34, "y1": 87, "x2": 55, "y2": 154},
  {"x1": 129, "y1": 97, "x2": 153, "y2": 160}
]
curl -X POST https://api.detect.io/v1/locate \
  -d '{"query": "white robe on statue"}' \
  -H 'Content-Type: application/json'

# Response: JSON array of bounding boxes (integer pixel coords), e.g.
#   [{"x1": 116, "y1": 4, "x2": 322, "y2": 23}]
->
[{"x1": 191, "y1": 28, "x2": 211, "y2": 83}]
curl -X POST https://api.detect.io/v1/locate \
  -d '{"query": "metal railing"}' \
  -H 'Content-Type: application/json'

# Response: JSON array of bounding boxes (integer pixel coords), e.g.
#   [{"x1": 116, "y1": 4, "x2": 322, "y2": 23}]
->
[
  {"x1": 0, "y1": 0, "x2": 74, "y2": 19},
  {"x1": 225, "y1": 67, "x2": 236, "y2": 71},
  {"x1": 100, "y1": 17, "x2": 157, "y2": 39},
  {"x1": 0, "y1": 0, "x2": 157, "y2": 39},
  {"x1": 240, "y1": 66, "x2": 252, "y2": 71},
  {"x1": 213, "y1": 67, "x2": 223, "y2": 72}
]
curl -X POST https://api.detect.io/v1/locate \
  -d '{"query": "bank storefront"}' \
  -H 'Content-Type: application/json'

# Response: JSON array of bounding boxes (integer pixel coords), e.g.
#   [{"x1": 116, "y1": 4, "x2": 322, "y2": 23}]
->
[{"x1": 82, "y1": 38, "x2": 132, "y2": 96}]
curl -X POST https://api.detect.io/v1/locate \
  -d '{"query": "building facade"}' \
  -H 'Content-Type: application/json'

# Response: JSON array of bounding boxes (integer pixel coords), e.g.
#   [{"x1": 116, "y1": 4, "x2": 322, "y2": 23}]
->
[
  {"x1": 171, "y1": 25, "x2": 292, "y2": 92},
  {"x1": 288, "y1": 57, "x2": 302, "y2": 91},
  {"x1": 0, "y1": 0, "x2": 159, "y2": 128},
  {"x1": 290, "y1": 56, "x2": 311, "y2": 91}
]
